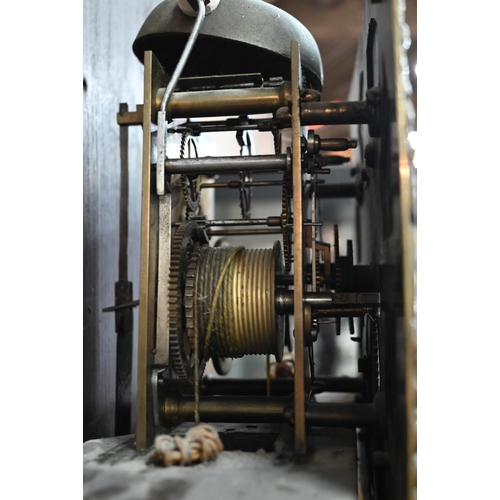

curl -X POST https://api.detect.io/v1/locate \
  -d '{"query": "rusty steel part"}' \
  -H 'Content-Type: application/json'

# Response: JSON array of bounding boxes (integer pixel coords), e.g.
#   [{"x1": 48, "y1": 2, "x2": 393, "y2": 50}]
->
[
  {"x1": 133, "y1": 0, "x2": 323, "y2": 91},
  {"x1": 184, "y1": 242, "x2": 285, "y2": 362},
  {"x1": 136, "y1": 52, "x2": 167, "y2": 450},
  {"x1": 290, "y1": 40, "x2": 307, "y2": 456},
  {"x1": 168, "y1": 221, "x2": 209, "y2": 380}
]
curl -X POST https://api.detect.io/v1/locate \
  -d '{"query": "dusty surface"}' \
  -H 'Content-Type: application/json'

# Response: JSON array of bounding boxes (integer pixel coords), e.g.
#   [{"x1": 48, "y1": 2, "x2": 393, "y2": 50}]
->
[{"x1": 83, "y1": 423, "x2": 357, "y2": 500}]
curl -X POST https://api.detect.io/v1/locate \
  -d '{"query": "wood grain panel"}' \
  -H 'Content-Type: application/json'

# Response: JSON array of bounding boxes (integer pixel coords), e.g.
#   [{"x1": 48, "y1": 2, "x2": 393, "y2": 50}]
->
[{"x1": 83, "y1": 0, "x2": 159, "y2": 441}]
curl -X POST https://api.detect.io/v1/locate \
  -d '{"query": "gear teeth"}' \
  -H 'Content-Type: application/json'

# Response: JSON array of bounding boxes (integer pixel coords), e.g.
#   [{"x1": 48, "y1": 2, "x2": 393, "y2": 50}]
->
[
  {"x1": 184, "y1": 249, "x2": 200, "y2": 351},
  {"x1": 281, "y1": 172, "x2": 292, "y2": 272},
  {"x1": 179, "y1": 129, "x2": 201, "y2": 215},
  {"x1": 169, "y1": 221, "x2": 207, "y2": 381}
]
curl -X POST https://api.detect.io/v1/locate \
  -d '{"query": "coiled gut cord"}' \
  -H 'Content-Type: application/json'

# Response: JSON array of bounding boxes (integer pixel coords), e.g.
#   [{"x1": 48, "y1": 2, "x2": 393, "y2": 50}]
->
[{"x1": 149, "y1": 424, "x2": 223, "y2": 467}]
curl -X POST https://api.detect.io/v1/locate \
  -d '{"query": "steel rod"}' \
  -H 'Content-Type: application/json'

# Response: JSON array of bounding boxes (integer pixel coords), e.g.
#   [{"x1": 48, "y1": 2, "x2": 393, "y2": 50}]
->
[
  {"x1": 275, "y1": 291, "x2": 380, "y2": 313},
  {"x1": 163, "y1": 394, "x2": 378, "y2": 430},
  {"x1": 159, "y1": 0, "x2": 205, "y2": 113},
  {"x1": 318, "y1": 138, "x2": 357, "y2": 151},
  {"x1": 208, "y1": 228, "x2": 282, "y2": 236},
  {"x1": 315, "y1": 308, "x2": 368, "y2": 318},
  {"x1": 198, "y1": 377, "x2": 363, "y2": 396},
  {"x1": 303, "y1": 402, "x2": 378, "y2": 429},
  {"x1": 164, "y1": 154, "x2": 288, "y2": 174},
  {"x1": 168, "y1": 117, "x2": 274, "y2": 134},
  {"x1": 205, "y1": 218, "x2": 268, "y2": 227},
  {"x1": 174, "y1": 217, "x2": 281, "y2": 228},
  {"x1": 201, "y1": 180, "x2": 282, "y2": 189},
  {"x1": 163, "y1": 395, "x2": 291, "y2": 427},
  {"x1": 277, "y1": 100, "x2": 373, "y2": 126}
]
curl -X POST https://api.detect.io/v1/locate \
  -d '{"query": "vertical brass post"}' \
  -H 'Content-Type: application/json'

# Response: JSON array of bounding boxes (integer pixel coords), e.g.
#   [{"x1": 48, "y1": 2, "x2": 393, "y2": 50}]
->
[
  {"x1": 136, "y1": 51, "x2": 164, "y2": 450},
  {"x1": 392, "y1": 0, "x2": 417, "y2": 497},
  {"x1": 291, "y1": 40, "x2": 307, "y2": 456}
]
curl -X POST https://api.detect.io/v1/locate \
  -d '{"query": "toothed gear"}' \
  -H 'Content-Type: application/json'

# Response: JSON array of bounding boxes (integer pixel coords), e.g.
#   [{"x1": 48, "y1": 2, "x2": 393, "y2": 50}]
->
[
  {"x1": 184, "y1": 248, "x2": 202, "y2": 359},
  {"x1": 273, "y1": 129, "x2": 292, "y2": 272},
  {"x1": 281, "y1": 171, "x2": 292, "y2": 272},
  {"x1": 179, "y1": 129, "x2": 201, "y2": 215},
  {"x1": 169, "y1": 221, "x2": 208, "y2": 380}
]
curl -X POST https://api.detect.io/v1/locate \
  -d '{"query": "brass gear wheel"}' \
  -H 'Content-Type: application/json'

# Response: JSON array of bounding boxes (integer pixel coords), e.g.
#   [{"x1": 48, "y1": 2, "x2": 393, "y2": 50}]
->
[{"x1": 169, "y1": 221, "x2": 208, "y2": 380}]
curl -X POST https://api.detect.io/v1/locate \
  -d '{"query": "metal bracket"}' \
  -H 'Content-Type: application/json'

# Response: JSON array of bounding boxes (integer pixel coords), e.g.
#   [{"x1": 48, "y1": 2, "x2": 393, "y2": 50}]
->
[{"x1": 116, "y1": 105, "x2": 144, "y2": 126}]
